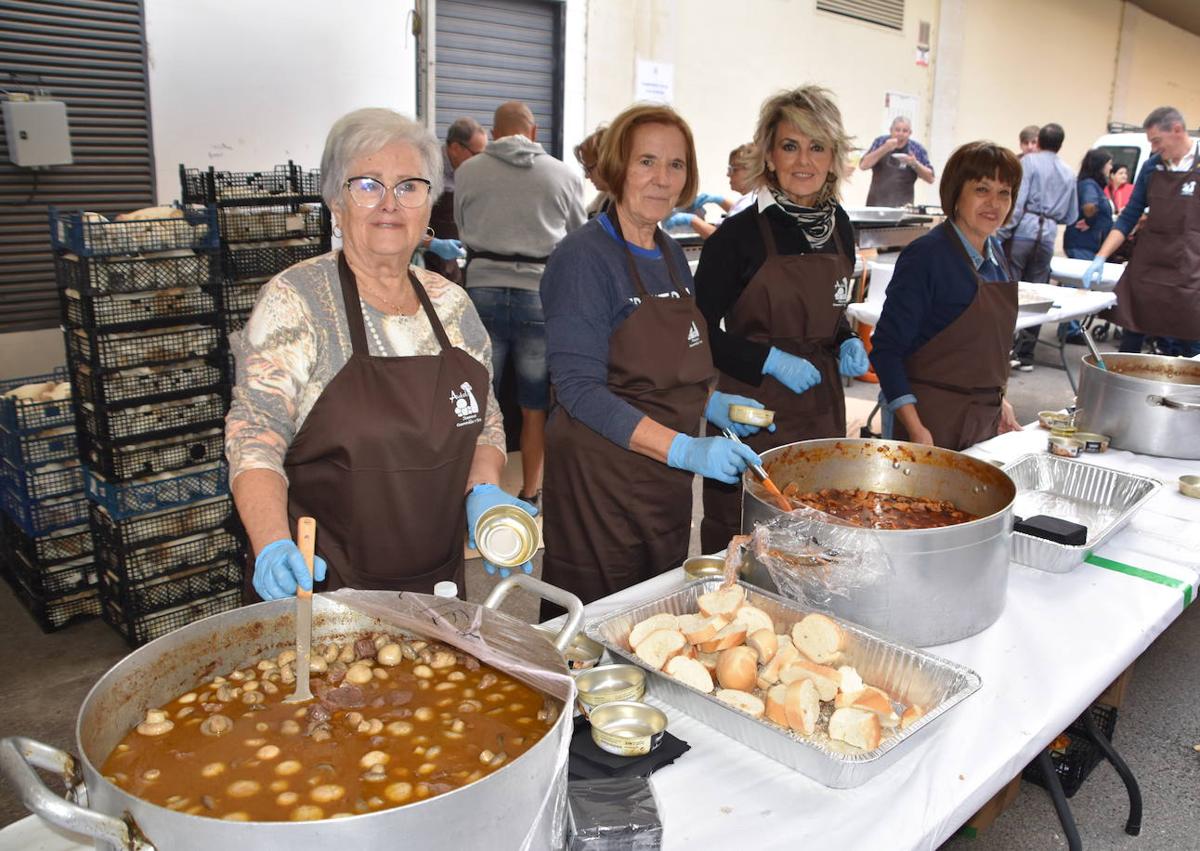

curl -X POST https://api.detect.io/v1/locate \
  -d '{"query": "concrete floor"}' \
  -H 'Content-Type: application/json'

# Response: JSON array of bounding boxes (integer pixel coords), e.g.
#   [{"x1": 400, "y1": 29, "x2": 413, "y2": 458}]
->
[{"x1": 4, "y1": 325, "x2": 1197, "y2": 848}]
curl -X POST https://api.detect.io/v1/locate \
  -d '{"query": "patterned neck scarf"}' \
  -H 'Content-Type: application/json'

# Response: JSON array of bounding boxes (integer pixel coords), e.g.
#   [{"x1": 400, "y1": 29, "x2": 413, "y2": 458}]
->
[{"x1": 767, "y1": 185, "x2": 836, "y2": 249}]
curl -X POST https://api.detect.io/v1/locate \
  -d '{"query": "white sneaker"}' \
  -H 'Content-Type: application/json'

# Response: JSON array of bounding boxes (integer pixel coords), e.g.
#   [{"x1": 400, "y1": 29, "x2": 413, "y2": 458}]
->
[{"x1": 1009, "y1": 358, "x2": 1022, "y2": 369}]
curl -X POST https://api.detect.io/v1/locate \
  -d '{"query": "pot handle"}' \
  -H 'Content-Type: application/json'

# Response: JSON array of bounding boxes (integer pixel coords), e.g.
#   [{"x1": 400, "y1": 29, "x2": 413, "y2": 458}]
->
[
  {"x1": 1148, "y1": 394, "x2": 1200, "y2": 412},
  {"x1": 0, "y1": 736, "x2": 150, "y2": 850},
  {"x1": 482, "y1": 574, "x2": 585, "y2": 654}
]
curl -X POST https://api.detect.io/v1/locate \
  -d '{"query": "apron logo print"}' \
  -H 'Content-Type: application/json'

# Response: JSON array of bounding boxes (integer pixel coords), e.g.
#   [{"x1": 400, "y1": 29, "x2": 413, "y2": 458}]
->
[
  {"x1": 687, "y1": 321, "x2": 703, "y2": 348},
  {"x1": 833, "y1": 276, "x2": 853, "y2": 307},
  {"x1": 1183, "y1": 181, "x2": 1196, "y2": 197},
  {"x1": 450, "y1": 381, "x2": 482, "y2": 428}
]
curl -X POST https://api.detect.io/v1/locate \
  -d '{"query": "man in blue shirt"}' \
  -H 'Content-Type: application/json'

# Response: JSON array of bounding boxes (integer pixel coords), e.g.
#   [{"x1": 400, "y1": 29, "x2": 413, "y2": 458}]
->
[
  {"x1": 998, "y1": 123, "x2": 1079, "y2": 370},
  {"x1": 859, "y1": 117, "x2": 934, "y2": 207},
  {"x1": 1083, "y1": 106, "x2": 1200, "y2": 357}
]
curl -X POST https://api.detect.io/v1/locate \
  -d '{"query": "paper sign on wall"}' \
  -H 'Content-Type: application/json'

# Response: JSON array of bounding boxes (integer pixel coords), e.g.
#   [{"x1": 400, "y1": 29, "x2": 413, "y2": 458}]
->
[
  {"x1": 635, "y1": 59, "x2": 674, "y2": 104},
  {"x1": 883, "y1": 92, "x2": 919, "y2": 134}
]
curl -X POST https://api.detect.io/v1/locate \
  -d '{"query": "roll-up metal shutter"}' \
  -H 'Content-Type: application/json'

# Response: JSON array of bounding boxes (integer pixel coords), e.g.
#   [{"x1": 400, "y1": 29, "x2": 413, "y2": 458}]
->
[
  {"x1": 435, "y1": 0, "x2": 564, "y2": 158},
  {"x1": 0, "y1": 0, "x2": 154, "y2": 333}
]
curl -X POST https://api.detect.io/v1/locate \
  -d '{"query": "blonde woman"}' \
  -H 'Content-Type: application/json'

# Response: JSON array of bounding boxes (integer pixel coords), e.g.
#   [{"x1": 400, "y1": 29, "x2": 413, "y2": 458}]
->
[{"x1": 694, "y1": 86, "x2": 869, "y2": 552}]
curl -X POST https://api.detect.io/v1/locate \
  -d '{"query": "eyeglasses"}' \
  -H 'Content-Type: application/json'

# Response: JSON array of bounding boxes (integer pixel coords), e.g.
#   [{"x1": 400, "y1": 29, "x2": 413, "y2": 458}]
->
[
  {"x1": 582, "y1": 162, "x2": 597, "y2": 175},
  {"x1": 726, "y1": 164, "x2": 747, "y2": 176},
  {"x1": 344, "y1": 176, "x2": 432, "y2": 209}
]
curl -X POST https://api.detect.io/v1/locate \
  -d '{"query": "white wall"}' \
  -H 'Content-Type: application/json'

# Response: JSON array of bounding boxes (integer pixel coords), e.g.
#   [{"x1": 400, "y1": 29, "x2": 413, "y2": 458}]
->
[
  {"x1": 0, "y1": 330, "x2": 66, "y2": 380},
  {"x1": 144, "y1": 0, "x2": 418, "y2": 203},
  {"x1": 1112, "y1": 3, "x2": 1200, "y2": 127}
]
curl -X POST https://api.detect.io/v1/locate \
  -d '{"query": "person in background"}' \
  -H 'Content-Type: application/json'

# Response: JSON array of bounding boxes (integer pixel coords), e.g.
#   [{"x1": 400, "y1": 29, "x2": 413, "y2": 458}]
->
[
  {"x1": 227, "y1": 108, "x2": 533, "y2": 600},
  {"x1": 663, "y1": 144, "x2": 757, "y2": 239},
  {"x1": 998, "y1": 122, "x2": 1078, "y2": 371},
  {"x1": 695, "y1": 86, "x2": 867, "y2": 551},
  {"x1": 858, "y1": 116, "x2": 934, "y2": 207},
  {"x1": 454, "y1": 101, "x2": 586, "y2": 509},
  {"x1": 1018, "y1": 125, "x2": 1040, "y2": 156},
  {"x1": 1059, "y1": 149, "x2": 1113, "y2": 343},
  {"x1": 422, "y1": 117, "x2": 485, "y2": 284},
  {"x1": 869, "y1": 141, "x2": 1023, "y2": 450},
  {"x1": 1083, "y1": 105, "x2": 1200, "y2": 357},
  {"x1": 539, "y1": 104, "x2": 766, "y2": 610},
  {"x1": 575, "y1": 125, "x2": 613, "y2": 219},
  {"x1": 1106, "y1": 163, "x2": 1133, "y2": 214}
]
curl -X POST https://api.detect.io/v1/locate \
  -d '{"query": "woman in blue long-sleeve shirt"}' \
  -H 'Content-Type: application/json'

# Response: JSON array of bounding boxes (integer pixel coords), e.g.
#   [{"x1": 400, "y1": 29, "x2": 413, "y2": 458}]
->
[{"x1": 869, "y1": 141, "x2": 1024, "y2": 450}]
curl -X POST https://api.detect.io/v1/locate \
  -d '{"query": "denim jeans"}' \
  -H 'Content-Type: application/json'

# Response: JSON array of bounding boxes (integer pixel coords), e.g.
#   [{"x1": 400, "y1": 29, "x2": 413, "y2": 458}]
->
[
  {"x1": 467, "y1": 287, "x2": 550, "y2": 410},
  {"x1": 1007, "y1": 238, "x2": 1055, "y2": 364}
]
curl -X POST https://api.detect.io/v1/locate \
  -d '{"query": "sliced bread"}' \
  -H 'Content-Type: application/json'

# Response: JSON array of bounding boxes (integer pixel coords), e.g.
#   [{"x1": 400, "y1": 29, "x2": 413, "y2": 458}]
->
[
  {"x1": 628, "y1": 612, "x2": 680, "y2": 650},
  {"x1": 784, "y1": 678, "x2": 821, "y2": 735},
  {"x1": 779, "y1": 658, "x2": 840, "y2": 701},
  {"x1": 698, "y1": 584, "x2": 746, "y2": 619},
  {"x1": 634, "y1": 629, "x2": 686, "y2": 670},
  {"x1": 791, "y1": 612, "x2": 844, "y2": 664},
  {"x1": 765, "y1": 684, "x2": 790, "y2": 727},
  {"x1": 664, "y1": 655, "x2": 714, "y2": 693},
  {"x1": 834, "y1": 685, "x2": 900, "y2": 727},
  {"x1": 714, "y1": 689, "x2": 765, "y2": 719},
  {"x1": 716, "y1": 646, "x2": 759, "y2": 692},
  {"x1": 732, "y1": 604, "x2": 774, "y2": 636},
  {"x1": 697, "y1": 622, "x2": 748, "y2": 653},
  {"x1": 677, "y1": 613, "x2": 729, "y2": 645},
  {"x1": 746, "y1": 628, "x2": 779, "y2": 664},
  {"x1": 829, "y1": 706, "x2": 882, "y2": 750}
]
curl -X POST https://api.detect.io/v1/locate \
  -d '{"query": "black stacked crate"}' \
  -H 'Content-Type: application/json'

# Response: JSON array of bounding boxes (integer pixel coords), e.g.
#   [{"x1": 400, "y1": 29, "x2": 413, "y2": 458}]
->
[
  {"x1": 0, "y1": 372, "x2": 99, "y2": 631},
  {"x1": 50, "y1": 206, "x2": 242, "y2": 645},
  {"x1": 180, "y1": 162, "x2": 332, "y2": 335}
]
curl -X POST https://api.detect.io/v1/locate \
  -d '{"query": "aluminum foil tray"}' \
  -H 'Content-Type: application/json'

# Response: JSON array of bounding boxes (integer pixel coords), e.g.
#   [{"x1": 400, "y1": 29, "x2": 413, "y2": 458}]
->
[
  {"x1": 585, "y1": 579, "x2": 981, "y2": 788},
  {"x1": 1005, "y1": 454, "x2": 1162, "y2": 574}
]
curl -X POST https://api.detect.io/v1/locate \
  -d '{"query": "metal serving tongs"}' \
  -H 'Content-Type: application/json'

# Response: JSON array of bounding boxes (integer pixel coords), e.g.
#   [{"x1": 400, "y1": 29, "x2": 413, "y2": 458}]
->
[
  {"x1": 721, "y1": 427, "x2": 792, "y2": 512},
  {"x1": 1082, "y1": 325, "x2": 1108, "y2": 371},
  {"x1": 284, "y1": 516, "x2": 317, "y2": 704}
]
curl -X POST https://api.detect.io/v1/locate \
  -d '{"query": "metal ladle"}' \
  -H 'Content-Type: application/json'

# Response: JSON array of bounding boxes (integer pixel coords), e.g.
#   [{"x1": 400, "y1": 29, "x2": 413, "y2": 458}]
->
[
  {"x1": 721, "y1": 427, "x2": 792, "y2": 512},
  {"x1": 1082, "y1": 326, "x2": 1108, "y2": 371}
]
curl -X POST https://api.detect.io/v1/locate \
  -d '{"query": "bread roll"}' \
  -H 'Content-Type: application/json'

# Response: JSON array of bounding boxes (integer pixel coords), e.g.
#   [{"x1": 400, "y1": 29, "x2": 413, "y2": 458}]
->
[
  {"x1": 784, "y1": 679, "x2": 821, "y2": 735},
  {"x1": 746, "y1": 629, "x2": 778, "y2": 664},
  {"x1": 629, "y1": 613, "x2": 679, "y2": 650},
  {"x1": 115, "y1": 205, "x2": 183, "y2": 222},
  {"x1": 765, "y1": 684, "x2": 790, "y2": 727},
  {"x1": 716, "y1": 646, "x2": 758, "y2": 692},
  {"x1": 900, "y1": 704, "x2": 925, "y2": 730},
  {"x1": 714, "y1": 689, "x2": 765, "y2": 719},
  {"x1": 696, "y1": 622, "x2": 748, "y2": 653},
  {"x1": 695, "y1": 651, "x2": 720, "y2": 673},
  {"x1": 732, "y1": 604, "x2": 774, "y2": 636},
  {"x1": 779, "y1": 658, "x2": 840, "y2": 701},
  {"x1": 698, "y1": 585, "x2": 745, "y2": 619},
  {"x1": 665, "y1": 656, "x2": 714, "y2": 693},
  {"x1": 759, "y1": 643, "x2": 800, "y2": 687},
  {"x1": 633, "y1": 629, "x2": 686, "y2": 670},
  {"x1": 834, "y1": 685, "x2": 900, "y2": 727},
  {"x1": 677, "y1": 613, "x2": 728, "y2": 645},
  {"x1": 792, "y1": 613, "x2": 844, "y2": 664},
  {"x1": 829, "y1": 707, "x2": 882, "y2": 750},
  {"x1": 837, "y1": 665, "x2": 864, "y2": 697}
]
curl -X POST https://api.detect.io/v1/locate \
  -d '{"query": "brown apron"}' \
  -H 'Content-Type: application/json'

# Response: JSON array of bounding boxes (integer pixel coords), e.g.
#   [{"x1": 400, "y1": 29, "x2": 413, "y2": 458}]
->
[
  {"x1": 894, "y1": 227, "x2": 1018, "y2": 450},
  {"x1": 866, "y1": 147, "x2": 919, "y2": 207},
  {"x1": 257, "y1": 252, "x2": 489, "y2": 597},
  {"x1": 425, "y1": 190, "x2": 464, "y2": 285},
  {"x1": 700, "y1": 210, "x2": 853, "y2": 552},
  {"x1": 1111, "y1": 146, "x2": 1200, "y2": 340},
  {"x1": 541, "y1": 218, "x2": 716, "y2": 612}
]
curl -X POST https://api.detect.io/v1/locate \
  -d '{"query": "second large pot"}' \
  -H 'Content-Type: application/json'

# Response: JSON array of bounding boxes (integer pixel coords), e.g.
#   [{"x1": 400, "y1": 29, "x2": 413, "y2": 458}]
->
[
  {"x1": 1075, "y1": 353, "x2": 1200, "y2": 459},
  {"x1": 741, "y1": 439, "x2": 1016, "y2": 647}
]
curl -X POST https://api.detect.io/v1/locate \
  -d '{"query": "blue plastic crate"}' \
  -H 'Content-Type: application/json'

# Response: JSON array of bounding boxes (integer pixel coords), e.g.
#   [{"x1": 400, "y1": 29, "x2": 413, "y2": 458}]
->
[
  {"x1": 0, "y1": 369, "x2": 74, "y2": 433},
  {"x1": 84, "y1": 464, "x2": 229, "y2": 520},
  {"x1": 1, "y1": 460, "x2": 85, "y2": 502},
  {"x1": 1, "y1": 486, "x2": 90, "y2": 537},
  {"x1": 0, "y1": 424, "x2": 79, "y2": 469},
  {"x1": 49, "y1": 206, "x2": 219, "y2": 258}
]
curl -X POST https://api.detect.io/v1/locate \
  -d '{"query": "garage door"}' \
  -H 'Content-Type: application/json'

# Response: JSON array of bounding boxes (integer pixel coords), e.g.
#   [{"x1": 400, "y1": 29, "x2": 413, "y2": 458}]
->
[
  {"x1": 0, "y1": 0, "x2": 155, "y2": 333},
  {"x1": 435, "y1": 0, "x2": 564, "y2": 158}
]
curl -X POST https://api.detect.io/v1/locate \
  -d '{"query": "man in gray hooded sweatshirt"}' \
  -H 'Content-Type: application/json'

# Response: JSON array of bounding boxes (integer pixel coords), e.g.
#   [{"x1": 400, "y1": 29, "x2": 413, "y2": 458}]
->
[{"x1": 454, "y1": 101, "x2": 586, "y2": 507}]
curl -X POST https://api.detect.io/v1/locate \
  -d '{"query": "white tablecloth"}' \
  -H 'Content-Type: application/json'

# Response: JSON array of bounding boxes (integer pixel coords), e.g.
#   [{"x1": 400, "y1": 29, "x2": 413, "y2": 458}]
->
[
  {"x1": 5, "y1": 430, "x2": 1197, "y2": 850},
  {"x1": 847, "y1": 283, "x2": 1117, "y2": 331}
]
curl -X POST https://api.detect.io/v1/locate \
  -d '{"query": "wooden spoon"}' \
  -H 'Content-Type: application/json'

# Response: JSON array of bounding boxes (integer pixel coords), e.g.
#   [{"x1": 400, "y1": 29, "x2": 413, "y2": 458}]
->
[{"x1": 283, "y1": 517, "x2": 316, "y2": 704}]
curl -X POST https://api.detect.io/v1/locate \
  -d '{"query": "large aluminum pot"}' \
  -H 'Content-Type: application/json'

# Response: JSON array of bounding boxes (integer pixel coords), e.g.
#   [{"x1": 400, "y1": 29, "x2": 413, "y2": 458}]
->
[
  {"x1": 1075, "y1": 353, "x2": 1200, "y2": 459},
  {"x1": 0, "y1": 575, "x2": 582, "y2": 851},
  {"x1": 741, "y1": 439, "x2": 1016, "y2": 647}
]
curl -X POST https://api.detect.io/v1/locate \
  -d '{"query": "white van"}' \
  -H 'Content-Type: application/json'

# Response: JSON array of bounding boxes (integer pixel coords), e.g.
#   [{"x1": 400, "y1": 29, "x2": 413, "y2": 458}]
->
[{"x1": 1092, "y1": 121, "x2": 1200, "y2": 181}]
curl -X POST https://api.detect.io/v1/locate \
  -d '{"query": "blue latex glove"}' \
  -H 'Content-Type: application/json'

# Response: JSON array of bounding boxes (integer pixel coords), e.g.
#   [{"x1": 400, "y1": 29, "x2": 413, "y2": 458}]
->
[
  {"x1": 838, "y1": 338, "x2": 871, "y2": 377},
  {"x1": 663, "y1": 211, "x2": 695, "y2": 230},
  {"x1": 428, "y1": 238, "x2": 465, "y2": 261},
  {"x1": 466, "y1": 483, "x2": 539, "y2": 577},
  {"x1": 763, "y1": 347, "x2": 822, "y2": 395},
  {"x1": 704, "y1": 391, "x2": 776, "y2": 438},
  {"x1": 689, "y1": 192, "x2": 724, "y2": 212},
  {"x1": 666, "y1": 434, "x2": 762, "y2": 485},
  {"x1": 253, "y1": 539, "x2": 328, "y2": 601},
  {"x1": 1080, "y1": 255, "x2": 1105, "y2": 290}
]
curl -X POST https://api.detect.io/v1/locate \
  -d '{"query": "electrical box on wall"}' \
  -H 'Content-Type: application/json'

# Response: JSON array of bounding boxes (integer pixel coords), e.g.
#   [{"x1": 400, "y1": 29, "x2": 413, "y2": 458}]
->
[{"x1": 3, "y1": 97, "x2": 73, "y2": 167}]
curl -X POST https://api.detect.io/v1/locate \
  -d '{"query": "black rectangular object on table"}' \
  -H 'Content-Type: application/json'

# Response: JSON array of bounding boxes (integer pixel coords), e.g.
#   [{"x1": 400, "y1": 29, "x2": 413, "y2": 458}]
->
[
  {"x1": 1013, "y1": 515, "x2": 1088, "y2": 546},
  {"x1": 567, "y1": 776, "x2": 663, "y2": 851}
]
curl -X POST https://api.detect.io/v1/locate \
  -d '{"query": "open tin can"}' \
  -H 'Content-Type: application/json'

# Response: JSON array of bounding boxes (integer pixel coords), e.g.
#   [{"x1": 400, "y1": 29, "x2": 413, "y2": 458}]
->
[
  {"x1": 682, "y1": 554, "x2": 729, "y2": 581},
  {"x1": 1048, "y1": 435, "x2": 1083, "y2": 458},
  {"x1": 474, "y1": 504, "x2": 540, "y2": 569},
  {"x1": 1074, "y1": 432, "x2": 1110, "y2": 453},
  {"x1": 588, "y1": 701, "x2": 667, "y2": 756},
  {"x1": 533, "y1": 624, "x2": 604, "y2": 671},
  {"x1": 729, "y1": 405, "x2": 775, "y2": 428},
  {"x1": 575, "y1": 664, "x2": 646, "y2": 717}
]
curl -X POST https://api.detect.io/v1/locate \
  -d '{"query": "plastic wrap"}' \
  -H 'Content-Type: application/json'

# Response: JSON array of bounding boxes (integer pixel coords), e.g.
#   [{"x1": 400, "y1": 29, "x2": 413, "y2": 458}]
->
[
  {"x1": 567, "y1": 777, "x2": 663, "y2": 850},
  {"x1": 327, "y1": 589, "x2": 576, "y2": 851},
  {"x1": 741, "y1": 506, "x2": 890, "y2": 610}
]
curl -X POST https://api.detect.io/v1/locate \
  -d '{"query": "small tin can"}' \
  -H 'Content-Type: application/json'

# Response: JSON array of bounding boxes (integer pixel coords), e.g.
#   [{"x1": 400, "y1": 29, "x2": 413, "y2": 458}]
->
[
  {"x1": 729, "y1": 405, "x2": 775, "y2": 428},
  {"x1": 575, "y1": 664, "x2": 645, "y2": 717},
  {"x1": 533, "y1": 624, "x2": 604, "y2": 671},
  {"x1": 1038, "y1": 410, "x2": 1072, "y2": 430},
  {"x1": 1048, "y1": 435, "x2": 1083, "y2": 458},
  {"x1": 588, "y1": 700, "x2": 667, "y2": 756},
  {"x1": 474, "y1": 504, "x2": 540, "y2": 569},
  {"x1": 683, "y1": 554, "x2": 728, "y2": 581},
  {"x1": 1179, "y1": 475, "x2": 1200, "y2": 500},
  {"x1": 1050, "y1": 423, "x2": 1078, "y2": 438},
  {"x1": 1074, "y1": 432, "x2": 1110, "y2": 453}
]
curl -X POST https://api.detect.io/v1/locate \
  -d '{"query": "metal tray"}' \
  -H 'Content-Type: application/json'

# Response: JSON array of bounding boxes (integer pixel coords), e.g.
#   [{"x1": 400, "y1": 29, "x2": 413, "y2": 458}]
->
[
  {"x1": 844, "y1": 206, "x2": 908, "y2": 224},
  {"x1": 585, "y1": 579, "x2": 981, "y2": 788},
  {"x1": 1004, "y1": 454, "x2": 1162, "y2": 574}
]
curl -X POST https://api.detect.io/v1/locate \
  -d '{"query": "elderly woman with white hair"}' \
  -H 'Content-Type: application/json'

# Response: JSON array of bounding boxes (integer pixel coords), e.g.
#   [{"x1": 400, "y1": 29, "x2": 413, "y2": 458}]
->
[
  {"x1": 694, "y1": 85, "x2": 869, "y2": 552},
  {"x1": 226, "y1": 108, "x2": 535, "y2": 601}
]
